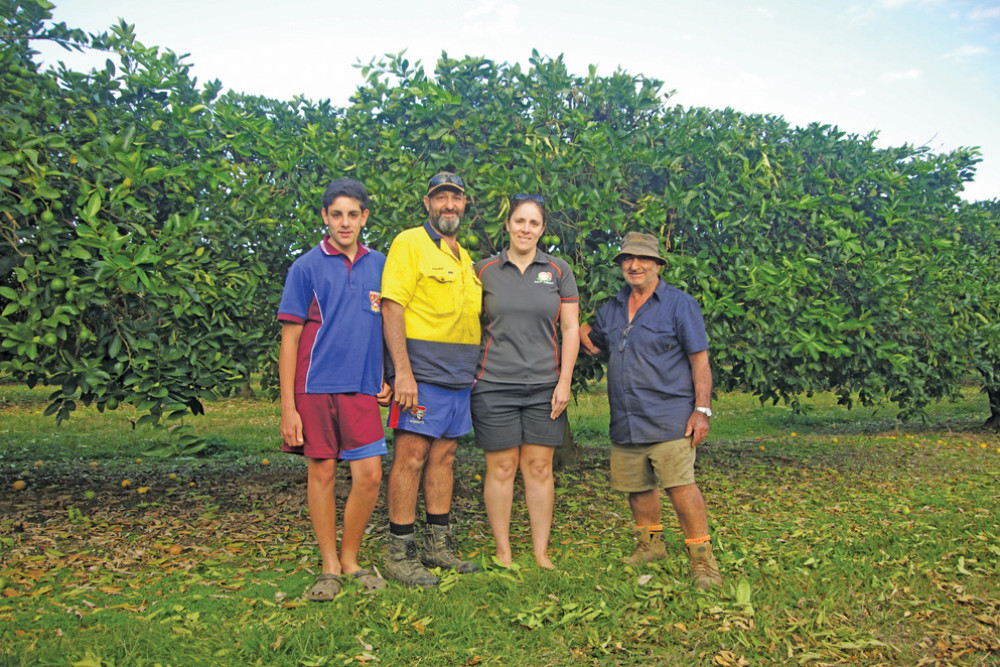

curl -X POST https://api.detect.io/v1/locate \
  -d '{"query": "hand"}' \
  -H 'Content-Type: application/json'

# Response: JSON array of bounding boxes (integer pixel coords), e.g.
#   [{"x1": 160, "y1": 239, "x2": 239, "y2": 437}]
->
[
  {"x1": 550, "y1": 380, "x2": 571, "y2": 420},
  {"x1": 579, "y1": 323, "x2": 600, "y2": 357},
  {"x1": 376, "y1": 381, "x2": 393, "y2": 407},
  {"x1": 393, "y1": 372, "x2": 420, "y2": 414},
  {"x1": 684, "y1": 410, "x2": 710, "y2": 448},
  {"x1": 280, "y1": 409, "x2": 304, "y2": 448}
]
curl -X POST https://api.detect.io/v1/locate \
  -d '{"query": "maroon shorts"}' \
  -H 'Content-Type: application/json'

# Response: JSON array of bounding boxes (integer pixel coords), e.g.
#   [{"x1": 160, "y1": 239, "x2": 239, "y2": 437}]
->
[{"x1": 286, "y1": 393, "x2": 388, "y2": 461}]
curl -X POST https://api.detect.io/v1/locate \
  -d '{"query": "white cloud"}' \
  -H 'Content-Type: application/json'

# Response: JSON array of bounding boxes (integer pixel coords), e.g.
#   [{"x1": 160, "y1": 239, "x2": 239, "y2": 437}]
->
[
  {"x1": 969, "y1": 5, "x2": 1000, "y2": 21},
  {"x1": 462, "y1": 0, "x2": 519, "y2": 30},
  {"x1": 849, "y1": 88, "x2": 868, "y2": 97},
  {"x1": 880, "y1": 68, "x2": 923, "y2": 81},
  {"x1": 879, "y1": 0, "x2": 946, "y2": 8},
  {"x1": 946, "y1": 44, "x2": 992, "y2": 61}
]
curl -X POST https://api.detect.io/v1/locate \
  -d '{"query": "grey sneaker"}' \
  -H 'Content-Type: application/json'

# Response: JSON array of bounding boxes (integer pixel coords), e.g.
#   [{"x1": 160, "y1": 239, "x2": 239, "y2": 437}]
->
[
  {"x1": 421, "y1": 524, "x2": 479, "y2": 573},
  {"x1": 686, "y1": 542, "x2": 723, "y2": 589},
  {"x1": 384, "y1": 534, "x2": 438, "y2": 588},
  {"x1": 624, "y1": 526, "x2": 668, "y2": 565}
]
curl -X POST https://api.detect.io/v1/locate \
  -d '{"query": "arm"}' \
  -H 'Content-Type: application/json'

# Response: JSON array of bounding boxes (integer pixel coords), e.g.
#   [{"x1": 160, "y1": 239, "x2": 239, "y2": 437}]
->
[
  {"x1": 579, "y1": 322, "x2": 601, "y2": 357},
  {"x1": 684, "y1": 349, "x2": 713, "y2": 447},
  {"x1": 279, "y1": 322, "x2": 304, "y2": 447},
  {"x1": 551, "y1": 301, "x2": 580, "y2": 419},
  {"x1": 382, "y1": 298, "x2": 418, "y2": 414}
]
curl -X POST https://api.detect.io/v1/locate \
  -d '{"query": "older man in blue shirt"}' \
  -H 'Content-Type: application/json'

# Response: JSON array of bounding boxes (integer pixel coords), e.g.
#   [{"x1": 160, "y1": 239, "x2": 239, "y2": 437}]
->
[{"x1": 581, "y1": 231, "x2": 722, "y2": 589}]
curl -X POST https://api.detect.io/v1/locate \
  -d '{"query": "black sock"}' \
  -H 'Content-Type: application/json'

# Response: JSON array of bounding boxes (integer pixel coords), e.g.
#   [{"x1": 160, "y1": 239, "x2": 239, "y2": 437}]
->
[
  {"x1": 389, "y1": 522, "x2": 415, "y2": 536},
  {"x1": 425, "y1": 512, "x2": 449, "y2": 526}
]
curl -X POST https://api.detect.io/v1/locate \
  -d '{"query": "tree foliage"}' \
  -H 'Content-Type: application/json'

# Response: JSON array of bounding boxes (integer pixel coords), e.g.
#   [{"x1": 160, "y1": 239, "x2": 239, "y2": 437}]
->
[{"x1": 2, "y1": 0, "x2": 999, "y2": 440}]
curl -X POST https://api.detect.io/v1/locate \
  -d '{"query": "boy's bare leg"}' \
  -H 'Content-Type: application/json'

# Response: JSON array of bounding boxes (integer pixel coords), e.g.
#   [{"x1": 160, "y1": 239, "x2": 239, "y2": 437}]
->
[
  {"x1": 307, "y1": 457, "x2": 340, "y2": 574},
  {"x1": 340, "y1": 456, "x2": 383, "y2": 573}
]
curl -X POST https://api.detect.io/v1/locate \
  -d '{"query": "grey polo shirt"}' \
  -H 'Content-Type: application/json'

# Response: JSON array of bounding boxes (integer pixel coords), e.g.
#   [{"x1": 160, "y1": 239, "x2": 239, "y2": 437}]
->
[{"x1": 474, "y1": 249, "x2": 579, "y2": 386}]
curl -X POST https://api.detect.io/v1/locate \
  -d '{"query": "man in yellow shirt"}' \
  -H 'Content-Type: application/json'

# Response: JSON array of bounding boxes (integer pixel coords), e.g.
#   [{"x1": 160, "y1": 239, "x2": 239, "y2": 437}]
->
[{"x1": 381, "y1": 172, "x2": 482, "y2": 587}]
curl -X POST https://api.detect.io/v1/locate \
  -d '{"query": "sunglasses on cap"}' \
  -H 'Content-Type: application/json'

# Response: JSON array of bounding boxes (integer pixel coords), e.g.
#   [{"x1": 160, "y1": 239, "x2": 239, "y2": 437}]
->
[{"x1": 428, "y1": 173, "x2": 465, "y2": 189}]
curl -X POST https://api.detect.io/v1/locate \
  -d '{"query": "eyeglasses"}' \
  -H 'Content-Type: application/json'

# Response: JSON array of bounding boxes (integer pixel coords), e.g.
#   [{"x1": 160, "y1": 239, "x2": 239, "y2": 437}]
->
[
  {"x1": 512, "y1": 193, "x2": 545, "y2": 205},
  {"x1": 618, "y1": 324, "x2": 634, "y2": 352},
  {"x1": 428, "y1": 173, "x2": 465, "y2": 189}
]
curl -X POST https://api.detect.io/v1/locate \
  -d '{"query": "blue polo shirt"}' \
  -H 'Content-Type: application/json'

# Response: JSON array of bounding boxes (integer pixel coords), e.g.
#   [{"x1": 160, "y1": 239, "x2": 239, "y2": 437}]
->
[
  {"x1": 277, "y1": 237, "x2": 386, "y2": 395},
  {"x1": 589, "y1": 279, "x2": 708, "y2": 445}
]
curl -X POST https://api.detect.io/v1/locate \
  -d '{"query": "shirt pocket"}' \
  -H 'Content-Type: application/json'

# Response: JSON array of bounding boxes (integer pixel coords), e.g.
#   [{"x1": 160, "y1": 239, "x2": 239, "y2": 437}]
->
[
  {"x1": 423, "y1": 268, "x2": 458, "y2": 315},
  {"x1": 637, "y1": 318, "x2": 679, "y2": 357}
]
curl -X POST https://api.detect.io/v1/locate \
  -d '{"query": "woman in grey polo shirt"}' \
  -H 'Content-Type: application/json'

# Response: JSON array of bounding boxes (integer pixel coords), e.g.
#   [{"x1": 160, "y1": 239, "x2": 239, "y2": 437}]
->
[{"x1": 471, "y1": 194, "x2": 580, "y2": 569}]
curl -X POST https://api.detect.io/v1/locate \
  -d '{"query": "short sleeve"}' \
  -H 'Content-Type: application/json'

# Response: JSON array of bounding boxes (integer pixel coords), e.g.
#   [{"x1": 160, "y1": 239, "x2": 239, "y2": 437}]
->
[
  {"x1": 556, "y1": 259, "x2": 579, "y2": 301},
  {"x1": 277, "y1": 259, "x2": 311, "y2": 323},
  {"x1": 381, "y1": 232, "x2": 418, "y2": 307},
  {"x1": 676, "y1": 294, "x2": 709, "y2": 354}
]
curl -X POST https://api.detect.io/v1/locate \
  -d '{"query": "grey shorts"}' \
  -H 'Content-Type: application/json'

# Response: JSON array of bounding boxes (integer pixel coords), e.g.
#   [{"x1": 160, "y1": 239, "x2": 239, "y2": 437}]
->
[
  {"x1": 610, "y1": 437, "x2": 696, "y2": 492},
  {"x1": 470, "y1": 380, "x2": 565, "y2": 451}
]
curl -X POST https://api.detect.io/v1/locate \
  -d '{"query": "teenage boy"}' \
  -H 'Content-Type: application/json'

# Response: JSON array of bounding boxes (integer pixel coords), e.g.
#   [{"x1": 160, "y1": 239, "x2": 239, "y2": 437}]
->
[{"x1": 278, "y1": 178, "x2": 392, "y2": 601}]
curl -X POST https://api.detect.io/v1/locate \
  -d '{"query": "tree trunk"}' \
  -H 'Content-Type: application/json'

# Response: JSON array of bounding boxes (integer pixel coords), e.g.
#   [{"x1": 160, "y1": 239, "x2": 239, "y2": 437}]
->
[
  {"x1": 985, "y1": 383, "x2": 1000, "y2": 431},
  {"x1": 553, "y1": 417, "x2": 581, "y2": 470}
]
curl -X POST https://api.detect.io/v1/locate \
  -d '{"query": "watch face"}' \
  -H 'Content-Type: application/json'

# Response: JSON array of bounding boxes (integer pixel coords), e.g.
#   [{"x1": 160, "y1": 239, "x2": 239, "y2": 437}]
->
[{"x1": 697, "y1": 407, "x2": 712, "y2": 417}]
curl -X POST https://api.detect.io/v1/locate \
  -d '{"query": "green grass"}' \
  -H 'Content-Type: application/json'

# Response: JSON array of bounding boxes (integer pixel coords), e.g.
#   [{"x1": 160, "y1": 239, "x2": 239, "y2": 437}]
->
[{"x1": 1, "y1": 380, "x2": 999, "y2": 665}]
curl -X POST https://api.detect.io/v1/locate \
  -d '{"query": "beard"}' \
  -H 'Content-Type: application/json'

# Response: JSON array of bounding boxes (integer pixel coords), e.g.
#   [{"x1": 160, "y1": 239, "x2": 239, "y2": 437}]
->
[{"x1": 431, "y1": 212, "x2": 462, "y2": 235}]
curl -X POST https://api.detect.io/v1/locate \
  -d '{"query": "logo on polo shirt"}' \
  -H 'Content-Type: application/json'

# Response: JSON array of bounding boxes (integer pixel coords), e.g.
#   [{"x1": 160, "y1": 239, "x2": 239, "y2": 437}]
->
[
  {"x1": 369, "y1": 291, "x2": 381, "y2": 313},
  {"x1": 535, "y1": 271, "x2": 554, "y2": 285}
]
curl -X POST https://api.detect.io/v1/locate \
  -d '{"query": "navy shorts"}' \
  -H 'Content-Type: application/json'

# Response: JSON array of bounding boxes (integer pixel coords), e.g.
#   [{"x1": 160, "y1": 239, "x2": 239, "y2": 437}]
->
[{"x1": 387, "y1": 381, "x2": 472, "y2": 439}]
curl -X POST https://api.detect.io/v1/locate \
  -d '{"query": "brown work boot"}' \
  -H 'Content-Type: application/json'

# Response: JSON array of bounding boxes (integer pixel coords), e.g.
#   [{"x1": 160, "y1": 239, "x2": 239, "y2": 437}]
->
[
  {"x1": 686, "y1": 541, "x2": 723, "y2": 589},
  {"x1": 624, "y1": 526, "x2": 668, "y2": 565},
  {"x1": 421, "y1": 524, "x2": 479, "y2": 573},
  {"x1": 383, "y1": 534, "x2": 438, "y2": 588}
]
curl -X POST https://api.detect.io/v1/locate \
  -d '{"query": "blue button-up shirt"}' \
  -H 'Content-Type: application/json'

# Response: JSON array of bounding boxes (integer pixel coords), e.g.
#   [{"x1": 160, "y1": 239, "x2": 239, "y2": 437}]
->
[{"x1": 589, "y1": 279, "x2": 708, "y2": 445}]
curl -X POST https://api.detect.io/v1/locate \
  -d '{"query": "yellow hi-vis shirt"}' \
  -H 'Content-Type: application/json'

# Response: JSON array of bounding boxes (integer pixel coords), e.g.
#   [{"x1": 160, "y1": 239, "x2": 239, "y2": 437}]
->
[{"x1": 381, "y1": 222, "x2": 482, "y2": 388}]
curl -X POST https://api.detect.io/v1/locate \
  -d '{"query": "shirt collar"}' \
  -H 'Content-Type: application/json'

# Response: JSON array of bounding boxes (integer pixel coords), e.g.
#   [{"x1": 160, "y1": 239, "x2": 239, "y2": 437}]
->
[
  {"x1": 423, "y1": 221, "x2": 443, "y2": 243},
  {"x1": 321, "y1": 235, "x2": 369, "y2": 259},
  {"x1": 500, "y1": 248, "x2": 550, "y2": 267},
  {"x1": 615, "y1": 276, "x2": 664, "y2": 303}
]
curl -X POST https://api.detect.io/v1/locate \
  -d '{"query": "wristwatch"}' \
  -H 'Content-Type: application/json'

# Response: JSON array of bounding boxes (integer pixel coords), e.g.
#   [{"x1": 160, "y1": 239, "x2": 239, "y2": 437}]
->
[{"x1": 695, "y1": 406, "x2": 713, "y2": 418}]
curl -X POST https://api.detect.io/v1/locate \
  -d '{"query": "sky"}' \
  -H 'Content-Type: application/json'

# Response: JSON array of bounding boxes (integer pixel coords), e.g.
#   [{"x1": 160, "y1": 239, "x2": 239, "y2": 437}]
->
[{"x1": 32, "y1": 0, "x2": 1000, "y2": 202}]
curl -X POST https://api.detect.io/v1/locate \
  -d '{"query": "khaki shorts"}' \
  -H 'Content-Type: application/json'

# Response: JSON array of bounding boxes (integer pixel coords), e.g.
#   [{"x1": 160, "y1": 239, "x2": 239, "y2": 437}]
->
[{"x1": 610, "y1": 437, "x2": 696, "y2": 492}]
